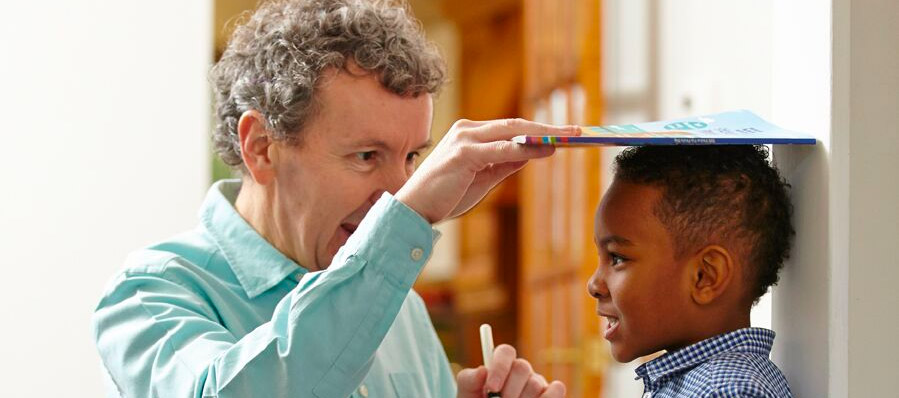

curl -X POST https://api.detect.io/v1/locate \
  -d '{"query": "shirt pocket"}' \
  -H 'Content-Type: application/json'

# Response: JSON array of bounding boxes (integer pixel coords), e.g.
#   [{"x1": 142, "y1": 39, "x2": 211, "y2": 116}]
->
[{"x1": 389, "y1": 372, "x2": 427, "y2": 398}]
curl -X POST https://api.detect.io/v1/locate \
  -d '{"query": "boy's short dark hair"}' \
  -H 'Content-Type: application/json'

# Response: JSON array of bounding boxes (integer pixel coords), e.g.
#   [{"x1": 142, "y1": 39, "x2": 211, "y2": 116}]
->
[{"x1": 613, "y1": 145, "x2": 794, "y2": 303}]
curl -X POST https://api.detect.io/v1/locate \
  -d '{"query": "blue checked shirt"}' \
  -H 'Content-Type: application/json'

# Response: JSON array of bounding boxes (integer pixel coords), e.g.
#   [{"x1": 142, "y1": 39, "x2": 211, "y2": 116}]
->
[
  {"x1": 92, "y1": 180, "x2": 455, "y2": 398},
  {"x1": 635, "y1": 328, "x2": 792, "y2": 398}
]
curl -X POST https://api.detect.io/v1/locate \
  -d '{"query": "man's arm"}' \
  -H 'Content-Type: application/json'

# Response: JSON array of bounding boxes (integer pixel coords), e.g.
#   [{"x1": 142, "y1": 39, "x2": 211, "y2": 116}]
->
[
  {"x1": 94, "y1": 118, "x2": 578, "y2": 398},
  {"x1": 93, "y1": 194, "x2": 433, "y2": 398}
]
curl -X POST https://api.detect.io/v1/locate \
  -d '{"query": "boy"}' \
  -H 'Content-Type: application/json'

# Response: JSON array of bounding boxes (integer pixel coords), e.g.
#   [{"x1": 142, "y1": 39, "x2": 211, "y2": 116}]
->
[{"x1": 588, "y1": 145, "x2": 794, "y2": 397}]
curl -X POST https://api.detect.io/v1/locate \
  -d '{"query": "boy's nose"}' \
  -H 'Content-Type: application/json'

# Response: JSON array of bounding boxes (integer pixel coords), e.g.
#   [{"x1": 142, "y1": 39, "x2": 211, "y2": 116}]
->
[{"x1": 586, "y1": 270, "x2": 609, "y2": 299}]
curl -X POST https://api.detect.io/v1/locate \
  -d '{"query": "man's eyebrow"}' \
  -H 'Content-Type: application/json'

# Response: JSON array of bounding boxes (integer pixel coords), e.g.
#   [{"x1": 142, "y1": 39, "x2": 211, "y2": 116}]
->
[
  {"x1": 597, "y1": 235, "x2": 633, "y2": 247},
  {"x1": 414, "y1": 139, "x2": 433, "y2": 151},
  {"x1": 350, "y1": 139, "x2": 432, "y2": 152},
  {"x1": 351, "y1": 139, "x2": 390, "y2": 150}
]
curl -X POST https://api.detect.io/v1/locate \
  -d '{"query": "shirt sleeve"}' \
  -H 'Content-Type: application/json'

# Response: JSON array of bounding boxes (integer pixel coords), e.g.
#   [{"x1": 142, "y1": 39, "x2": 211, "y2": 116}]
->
[{"x1": 92, "y1": 193, "x2": 439, "y2": 398}]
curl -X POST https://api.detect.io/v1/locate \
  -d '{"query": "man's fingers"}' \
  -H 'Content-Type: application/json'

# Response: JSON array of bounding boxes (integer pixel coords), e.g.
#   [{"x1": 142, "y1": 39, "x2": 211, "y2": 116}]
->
[
  {"x1": 470, "y1": 141, "x2": 555, "y2": 168},
  {"x1": 486, "y1": 160, "x2": 529, "y2": 184},
  {"x1": 470, "y1": 160, "x2": 528, "y2": 189},
  {"x1": 452, "y1": 118, "x2": 492, "y2": 129},
  {"x1": 456, "y1": 366, "x2": 487, "y2": 398},
  {"x1": 500, "y1": 359, "x2": 532, "y2": 397},
  {"x1": 472, "y1": 118, "x2": 580, "y2": 142},
  {"x1": 539, "y1": 381, "x2": 567, "y2": 398},
  {"x1": 486, "y1": 344, "x2": 517, "y2": 392},
  {"x1": 520, "y1": 374, "x2": 548, "y2": 398}
]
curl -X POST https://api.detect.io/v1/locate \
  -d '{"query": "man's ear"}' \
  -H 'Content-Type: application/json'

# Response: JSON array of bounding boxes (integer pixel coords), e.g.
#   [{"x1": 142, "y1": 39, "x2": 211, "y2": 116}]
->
[
  {"x1": 237, "y1": 110, "x2": 276, "y2": 185},
  {"x1": 689, "y1": 245, "x2": 735, "y2": 305}
]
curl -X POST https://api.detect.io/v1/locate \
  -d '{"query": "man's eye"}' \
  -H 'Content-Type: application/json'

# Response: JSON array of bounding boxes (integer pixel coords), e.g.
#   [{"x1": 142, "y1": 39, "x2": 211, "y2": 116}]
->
[
  {"x1": 356, "y1": 151, "x2": 376, "y2": 162},
  {"x1": 406, "y1": 151, "x2": 420, "y2": 162}
]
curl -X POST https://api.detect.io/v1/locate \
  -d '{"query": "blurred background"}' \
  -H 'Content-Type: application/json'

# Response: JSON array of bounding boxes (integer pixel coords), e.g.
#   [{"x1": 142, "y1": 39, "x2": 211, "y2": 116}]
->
[{"x1": 2, "y1": 0, "x2": 896, "y2": 397}]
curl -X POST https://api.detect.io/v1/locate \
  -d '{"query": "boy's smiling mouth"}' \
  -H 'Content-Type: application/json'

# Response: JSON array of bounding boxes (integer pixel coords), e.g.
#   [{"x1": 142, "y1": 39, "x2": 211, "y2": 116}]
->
[
  {"x1": 598, "y1": 310, "x2": 621, "y2": 339},
  {"x1": 603, "y1": 317, "x2": 620, "y2": 339}
]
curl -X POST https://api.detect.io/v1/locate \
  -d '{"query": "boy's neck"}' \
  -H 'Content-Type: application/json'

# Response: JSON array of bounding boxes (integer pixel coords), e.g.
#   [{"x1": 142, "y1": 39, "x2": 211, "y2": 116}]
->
[
  {"x1": 712, "y1": 311, "x2": 752, "y2": 336},
  {"x1": 668, "y1": 309, "x2": 752, "y2": 352},
  {"x1": 688, "y1": 310, "x2": 752, "y2": 347}
]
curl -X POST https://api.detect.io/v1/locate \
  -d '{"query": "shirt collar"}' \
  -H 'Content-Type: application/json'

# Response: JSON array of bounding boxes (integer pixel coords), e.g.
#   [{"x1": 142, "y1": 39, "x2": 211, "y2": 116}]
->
[
  {"x1": 199, "y1": 179, "x2": 306, "y2": 298},
  {"x1": 635, "y1": 327, "x2": 776, "y2": 384}
]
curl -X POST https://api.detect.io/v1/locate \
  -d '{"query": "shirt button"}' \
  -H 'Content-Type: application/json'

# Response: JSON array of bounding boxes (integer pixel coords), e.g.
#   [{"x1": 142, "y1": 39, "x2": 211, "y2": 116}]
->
[
  {"x1": 411, "y1": 247, "x2": 424, "y2": 261},
  {"x1": 643, "y1": 393, "x2": 652, "y2": 398},
  {"x1": 359, "y1": 384, "x2": 369, "y2": 397}
]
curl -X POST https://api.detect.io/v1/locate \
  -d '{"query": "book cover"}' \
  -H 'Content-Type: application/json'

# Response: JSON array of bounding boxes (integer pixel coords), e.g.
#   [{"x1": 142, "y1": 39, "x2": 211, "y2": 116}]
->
[{"x1": 512, "y1": 110, "x2": 816, "y2": 146}]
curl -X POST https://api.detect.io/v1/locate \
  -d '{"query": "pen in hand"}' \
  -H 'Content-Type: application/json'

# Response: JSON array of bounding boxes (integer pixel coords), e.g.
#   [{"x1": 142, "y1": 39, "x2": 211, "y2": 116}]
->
[{"x1": 480, "y1": 323, "x2": 502, "y2": 398}]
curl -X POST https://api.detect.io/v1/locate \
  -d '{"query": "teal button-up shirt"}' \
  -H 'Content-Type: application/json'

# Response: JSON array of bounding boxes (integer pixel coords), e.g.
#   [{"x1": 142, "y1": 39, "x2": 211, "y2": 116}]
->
[{"x1": 93, "y1": 180, "x2": 456, "y2": 398}]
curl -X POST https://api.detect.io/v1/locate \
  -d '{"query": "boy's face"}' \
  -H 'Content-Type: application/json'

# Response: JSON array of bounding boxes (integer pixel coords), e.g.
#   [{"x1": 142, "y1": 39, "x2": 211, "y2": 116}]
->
[{"x1": 588, "y1": 180, "x2": 695, "y2": 362}]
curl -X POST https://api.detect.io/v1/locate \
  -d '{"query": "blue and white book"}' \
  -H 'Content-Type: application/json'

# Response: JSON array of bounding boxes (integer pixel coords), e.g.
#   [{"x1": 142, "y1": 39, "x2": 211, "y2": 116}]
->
[{"x1": 512, "y1": 110, "x2": 816, "y2": 146}]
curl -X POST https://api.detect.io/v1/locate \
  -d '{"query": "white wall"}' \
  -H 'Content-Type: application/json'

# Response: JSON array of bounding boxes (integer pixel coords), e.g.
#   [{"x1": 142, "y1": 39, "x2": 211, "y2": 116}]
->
[
  {"x1": 772, "y1": 0, "x2": 899, "y2": 396},
  {"x1": 0, "y1": 1, "x2": 211, "y2": 397},
  {"x1": 657, "y1": 0, "x2": 773, "y2": 121},
  {"x1": 845, "y1": 1, "x2": 899, "y2": 394},
  {"x1": 769, "y1": 1, "x2": 836, "y2": 396}
]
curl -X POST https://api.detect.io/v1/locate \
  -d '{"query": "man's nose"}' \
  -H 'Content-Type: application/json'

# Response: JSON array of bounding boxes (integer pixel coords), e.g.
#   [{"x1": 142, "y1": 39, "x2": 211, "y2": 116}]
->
[
  {"x1": 383, "y1": 165, "x2": 409, "y2": 195},
  {"x1": 369, "y1": 164, "x2": 410, "y2": 204}
]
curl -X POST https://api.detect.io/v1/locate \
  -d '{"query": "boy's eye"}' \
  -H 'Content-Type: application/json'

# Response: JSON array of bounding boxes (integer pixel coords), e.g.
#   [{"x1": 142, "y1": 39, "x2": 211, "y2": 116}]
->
[
  {"x1": 356, "y1": 151, "x2": 376, "y2": 162},
  {"x1": 610, "y1": 253, "x2": 627, "y2": 267}
]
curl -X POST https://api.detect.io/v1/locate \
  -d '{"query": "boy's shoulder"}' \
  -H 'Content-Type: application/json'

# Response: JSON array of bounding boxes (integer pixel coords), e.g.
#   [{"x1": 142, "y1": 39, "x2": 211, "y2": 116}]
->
[
  {"x1": 687, "y1": 350, "x2": 792, "y2": 397},
  {"x1": 638, "y1": 328, "x2": 792, "y2": 398}
]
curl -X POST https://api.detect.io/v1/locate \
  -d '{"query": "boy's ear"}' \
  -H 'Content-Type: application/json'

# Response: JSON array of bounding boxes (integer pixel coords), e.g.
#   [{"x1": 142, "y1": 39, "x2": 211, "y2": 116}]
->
[{"x1": 689, "y1": 245, "x2": 735, "y2": 305}]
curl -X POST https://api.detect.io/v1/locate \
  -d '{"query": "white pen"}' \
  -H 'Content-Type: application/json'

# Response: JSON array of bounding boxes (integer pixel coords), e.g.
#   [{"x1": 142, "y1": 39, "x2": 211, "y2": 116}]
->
[{"x1": 479, "y1": 323, "x2": 502, "y2": 398}]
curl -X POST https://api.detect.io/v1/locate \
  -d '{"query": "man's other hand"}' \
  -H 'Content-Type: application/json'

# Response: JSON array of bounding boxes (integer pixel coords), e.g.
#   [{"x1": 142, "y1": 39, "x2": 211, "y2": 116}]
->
[{"x1": 456, "y1": 344, "x2": 567, "y2": 398}]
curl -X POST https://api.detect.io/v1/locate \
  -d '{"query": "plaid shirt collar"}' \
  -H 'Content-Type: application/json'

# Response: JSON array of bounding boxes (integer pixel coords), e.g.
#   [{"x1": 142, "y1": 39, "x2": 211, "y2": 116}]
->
[{"x1": 635, "y1": 327, "x2": 776, "y2": 385}]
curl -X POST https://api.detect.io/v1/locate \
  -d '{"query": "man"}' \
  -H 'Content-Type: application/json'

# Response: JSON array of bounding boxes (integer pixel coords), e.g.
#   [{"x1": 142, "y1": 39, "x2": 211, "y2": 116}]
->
[{"x1": 92, "y1": 0, "x2": 576, "y2": 397}]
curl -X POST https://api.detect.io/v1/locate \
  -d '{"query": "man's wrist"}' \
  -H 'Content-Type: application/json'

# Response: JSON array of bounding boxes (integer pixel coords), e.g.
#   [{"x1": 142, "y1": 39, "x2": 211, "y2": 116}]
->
[{"x1": 395, "y1": 188, "x2": 436, "y2": 224}]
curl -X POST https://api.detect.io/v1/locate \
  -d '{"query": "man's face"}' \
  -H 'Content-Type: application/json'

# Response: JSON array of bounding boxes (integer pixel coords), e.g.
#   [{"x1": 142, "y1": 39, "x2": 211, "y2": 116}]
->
[
  {"x1": 587, "y1": 180, "x2": 694, "y2": 362},
  {"x1": 270, "y1": 70, "x2": 432, "y2": 271}
]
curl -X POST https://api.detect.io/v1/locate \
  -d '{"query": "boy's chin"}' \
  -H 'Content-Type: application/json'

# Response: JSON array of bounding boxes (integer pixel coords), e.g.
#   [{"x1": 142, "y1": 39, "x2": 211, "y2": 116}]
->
[
  {"x1": 609, "y1": 344, "x2": 640, "y2": 363},
  {"x1": 609, "y1": 341, "x2": 662, "y2": 363}
]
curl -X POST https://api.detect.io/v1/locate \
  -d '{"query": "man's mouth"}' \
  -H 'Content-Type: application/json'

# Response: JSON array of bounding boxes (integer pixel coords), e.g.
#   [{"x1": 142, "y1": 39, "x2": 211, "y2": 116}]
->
[{"x1": 340, "y1": 223, "x2": 358, "y2": 236}]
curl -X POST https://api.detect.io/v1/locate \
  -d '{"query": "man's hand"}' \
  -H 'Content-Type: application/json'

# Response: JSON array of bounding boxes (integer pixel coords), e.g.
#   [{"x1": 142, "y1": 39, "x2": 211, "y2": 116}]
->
[
  {"x1": 396, "y1": 118, "x2": 579, "y2": 223},
  {"x1": 456, "y1": 344, "x2": 566, "y2": 398}
]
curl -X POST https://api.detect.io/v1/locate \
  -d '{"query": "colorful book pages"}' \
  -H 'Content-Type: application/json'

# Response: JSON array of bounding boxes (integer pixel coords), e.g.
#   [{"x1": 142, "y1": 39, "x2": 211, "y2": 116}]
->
[{"x1": 511, "y1": 110, "x2": 816, "y2": 146}]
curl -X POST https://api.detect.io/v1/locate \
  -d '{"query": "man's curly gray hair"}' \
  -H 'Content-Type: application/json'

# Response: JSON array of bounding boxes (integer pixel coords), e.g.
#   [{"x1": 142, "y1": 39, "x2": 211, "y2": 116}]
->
[{"x1": 211, "y1": 0, "x2": 447, "y2": 167}]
